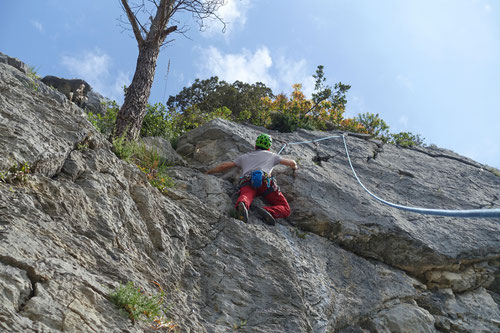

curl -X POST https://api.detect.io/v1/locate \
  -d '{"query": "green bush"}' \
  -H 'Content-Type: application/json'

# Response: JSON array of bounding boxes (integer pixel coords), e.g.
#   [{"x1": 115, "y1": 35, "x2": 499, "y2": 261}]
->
[
  {"x1": 112, "y1": 134, "x2": 137, "y2": 162},
  {"x1": 110, "y1": 281, "x2": 163, "y2": 322},
  {"x1": 112, "y1": 137, "x2": 175, "y2": 192},
  {"x1": 0, "y1": 161, "x2": 31, "y2": 184},
  {"x1": 110, "y1": 281, "x2": 178, "y2": 331},
  {"x1": 356, "y1": 112, "x2": 389, "y2": 138},
  {"x1": 27, "y1": 65, "x2": 41, "y2": 80},
  {"x1": 270, "y1": 112, "x2": 298, "y2": 133},
  {"x1": 140, "y1": 103, "x2": 172, "y2": 139},
  {"x1": 389, "y1": 131, "x2": 425, "y2": 147},
  {"x1": 133, "y1": 144, "x2": 175, "y2": 192},
  {"x1": 26, "y1": 65, "x2": 41, "y2": 92},
  {"x1": 87, "y1": 101, "x2": 119, "y2": 135}
]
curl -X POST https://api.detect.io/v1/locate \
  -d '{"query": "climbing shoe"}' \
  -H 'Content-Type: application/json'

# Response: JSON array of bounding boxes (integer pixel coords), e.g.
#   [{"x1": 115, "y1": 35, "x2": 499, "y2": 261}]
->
[
  {"x1": 237, "y1": 202, "x2": 249, "y2": 223},
  {"x1": 255, "y1": 207, "x2": 276, "y2": 226}
]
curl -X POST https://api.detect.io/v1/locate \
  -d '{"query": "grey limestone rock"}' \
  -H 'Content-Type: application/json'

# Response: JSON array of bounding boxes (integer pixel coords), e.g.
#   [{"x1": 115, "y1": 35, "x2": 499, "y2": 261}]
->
[
  {"x1": 140, "y1": 136, "x2": 187, "y2": 167},
  {"x1": 0, "y1": 53, "x2": 499, "y2": 332},
  {"x1": 0, "y1": 51, "x2": 30, "y2": 74},
  {"x1": 179, "y1": 118, "x2": 500, "y2": 287}
]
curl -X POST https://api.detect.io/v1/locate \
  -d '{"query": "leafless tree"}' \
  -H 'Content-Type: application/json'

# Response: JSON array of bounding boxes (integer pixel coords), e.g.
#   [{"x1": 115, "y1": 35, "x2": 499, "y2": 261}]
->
[{"x1": 114, "y1": 0, "x2": 225, "y2": 141}]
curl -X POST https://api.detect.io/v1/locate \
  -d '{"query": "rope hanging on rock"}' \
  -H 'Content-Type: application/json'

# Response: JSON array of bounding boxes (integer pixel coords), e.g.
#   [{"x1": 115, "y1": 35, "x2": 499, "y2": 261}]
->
[{"x1": 278, "y1": 134, "x2": 500, "y2": 218}]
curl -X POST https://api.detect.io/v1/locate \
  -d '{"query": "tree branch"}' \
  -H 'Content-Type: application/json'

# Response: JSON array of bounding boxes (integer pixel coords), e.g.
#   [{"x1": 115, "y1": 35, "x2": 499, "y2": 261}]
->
[
  {"x1": 161, "y1": 25, "x2": 177, "y2": 39},
  {"x1": 120, "y1": 0, "x2": 145, "y2": 45},
  {"x1": 304, "y1": 95, "x2": 329, "y2": 116}
]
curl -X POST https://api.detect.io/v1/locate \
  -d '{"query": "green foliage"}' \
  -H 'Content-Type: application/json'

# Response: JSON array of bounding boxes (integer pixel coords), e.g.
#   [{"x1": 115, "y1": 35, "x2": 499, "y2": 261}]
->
[
  {"x1": 88, "y1": 97, "x2": 231, "y2": 146},
  {"x1": 389, "y1": 131, "x2": 425, "y2": 148},
  {"x1": 294, "y1": 229, "x2": 307, "y2": 239},
  {"x1": 312, "y1": 65, "x2": 331, "y2": 105},
  {"x1": 270, "y1": 111, "x2": 299, "y2": 133},
  {"x1": 166, "y1": 76, "x2": 273, "y2": 127},
  {"x1": 170, "y1": 105, "x2": 232, "y2": 139},
  {"x1": 26, "y1": 65, "x2": 41, "y2": 91},
  {"x1": 110, "y1": 281, "x2": 178, "y2": 331},
  {"x1": 356, "y1": 112, "x2": 389, "y2": 138},
  {"x1": 27, "y1": 65, "x2": 41, "y2": 80},
  {"x1": 262, "y1": 66, "x2": 358, "y2": 133},
  {"x1": 153, "y1": 67, "x2": 357, "y2": 137},
  {"x1": 87, "y1": 101, "x2": 120, "y2": 135},
  {"x1": 112, "y1": 134, "x2": 137, "y2": 162},
  {"x1": 76, "y1": 142, "x2": 89, "y2": 151},
  {"x1": 112, "y1": 137, "x2": 175, "y2": 193},
  {"x1": 0, "y1": 161, "x2": 31, "y2": 184},
  {"x1": 232, "y1": 319, "x2": 247, "y2": 330},
  {"x1": 337, "y1": 118, "x2": 367, "y2": 133},
  {"x1": 140, "y1": 102, "x2": 172, "y2": 139},
  {"x1": 264, "y1": 81, "x2": 361, "y2": 133},
  {"x1": 134, "y1": 144, "x2": 175, "y2": 193},
  {"x1": 90, "y1": 66, "x2": 429, "y2": 157},
  {"x1": 487, "y1": 167, "x2": 500, "y2": 177},
  {"x1": 88, "y1": 101, "x2": 176, "y2": 141},
  {"x1": 110, "y1": 281, "x2": 163, "y2": 321},
  {"x1": 309, "y1": 65, "x2": 351, "y2": 117}
]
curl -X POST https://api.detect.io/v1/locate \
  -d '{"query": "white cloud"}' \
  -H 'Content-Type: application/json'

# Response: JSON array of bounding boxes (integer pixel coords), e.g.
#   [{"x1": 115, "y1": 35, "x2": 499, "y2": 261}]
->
[
  {"x1": 204, "y1": 0, "x2": 251, "y2": 36},
  {"x1": 62, "y1": 50, "x2": 110, "y2": 85},
  {"x1": 112, "y1": 71, "x2": 132, "y2": 102},
  {"x1": 196, "y1": 46, "x2": 315, "y2": 96},
  {"x1": 276, "y1": 56, "x2": 315, "y2": 96},
  {"x1": 61, "y1": 49, "x2": 130, "y2": 102},
  {"x1": 197, "y1": 46, "x2": 277, "y2": 88},
  {"x1": 31, "y1": 20, "x2": 43, "y2": 32}
]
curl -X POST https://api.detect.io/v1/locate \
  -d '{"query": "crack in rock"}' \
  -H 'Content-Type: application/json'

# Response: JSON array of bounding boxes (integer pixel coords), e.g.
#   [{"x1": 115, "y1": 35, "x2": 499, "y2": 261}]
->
[
  {"x1": 409, "y1": 147, "x2": 483, "y2": 170},
  {"x1": 0, "y1": 255, "x2": 47, "y2": 312}
]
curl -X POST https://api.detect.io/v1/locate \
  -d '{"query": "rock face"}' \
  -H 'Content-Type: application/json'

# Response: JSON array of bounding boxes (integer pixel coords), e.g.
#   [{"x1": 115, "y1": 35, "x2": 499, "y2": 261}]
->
[{"x1": 0, "y1": 53, "x2": 499, "y2": 332}]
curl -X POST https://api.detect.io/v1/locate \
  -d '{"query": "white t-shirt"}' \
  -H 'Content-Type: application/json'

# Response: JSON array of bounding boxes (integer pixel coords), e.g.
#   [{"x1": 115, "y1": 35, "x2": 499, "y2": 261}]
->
[{"x1": 233, "y1": 150, "x2": 282, "y2": 177}]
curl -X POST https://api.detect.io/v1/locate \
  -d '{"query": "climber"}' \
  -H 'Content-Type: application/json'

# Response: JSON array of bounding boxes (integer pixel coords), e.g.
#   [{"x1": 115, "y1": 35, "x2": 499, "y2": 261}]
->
[{"x1": 205, "y1": 134, "x2": 297, "y2": 225}]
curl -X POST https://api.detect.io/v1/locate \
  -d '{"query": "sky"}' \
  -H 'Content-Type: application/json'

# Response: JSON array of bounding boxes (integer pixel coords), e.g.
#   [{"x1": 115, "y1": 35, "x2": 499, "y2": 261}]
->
[{"x1": 1, "y1": 0, "x2": 499, "y2": 169}]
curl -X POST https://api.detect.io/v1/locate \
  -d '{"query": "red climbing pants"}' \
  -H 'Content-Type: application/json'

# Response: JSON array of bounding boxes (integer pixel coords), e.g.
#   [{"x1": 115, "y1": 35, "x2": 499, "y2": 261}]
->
[{"x1": 236, "y1": 181, "x2": 291, "y2": 219}]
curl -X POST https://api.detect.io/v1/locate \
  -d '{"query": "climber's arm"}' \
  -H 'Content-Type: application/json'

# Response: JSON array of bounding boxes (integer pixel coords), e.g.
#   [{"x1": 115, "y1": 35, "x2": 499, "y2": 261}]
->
[
  {"x1": 205, "y1": 161, "x2": 237, "y2": 174},
  {"x1": 279, "y1": 158, "x2": 297, "y2": 170}
]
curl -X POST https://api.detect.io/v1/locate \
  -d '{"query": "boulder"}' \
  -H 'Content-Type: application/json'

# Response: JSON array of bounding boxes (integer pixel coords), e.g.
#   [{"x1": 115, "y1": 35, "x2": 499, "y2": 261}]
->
[
  {"x1": 41, "y1": 75, "x2": 109, "y2": 114},
  {"x1": 84, "y1": 89, "x2": 110, "y2": 115},
  {"x1": 140, "y1": 136, "x2": 186, "y2": 166},
  {"x1": 0, "y1": 51, "x2": 30, "y2": 74}
]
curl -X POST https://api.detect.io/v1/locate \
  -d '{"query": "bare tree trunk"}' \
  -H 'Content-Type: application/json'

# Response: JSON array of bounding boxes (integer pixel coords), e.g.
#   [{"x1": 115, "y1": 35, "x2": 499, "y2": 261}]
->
[
  {"x1": 113, "y1": 0, "x2": 224, "y2": 141},
  {"x1": 114, "y1": 41, "x2": 161, "y2": 140}
]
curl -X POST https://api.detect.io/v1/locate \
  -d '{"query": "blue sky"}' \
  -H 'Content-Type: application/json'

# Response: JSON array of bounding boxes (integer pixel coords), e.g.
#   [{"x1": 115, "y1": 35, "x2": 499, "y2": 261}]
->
[{"x1": 1, "y1": 0, "x2": 499, "y2": 168}]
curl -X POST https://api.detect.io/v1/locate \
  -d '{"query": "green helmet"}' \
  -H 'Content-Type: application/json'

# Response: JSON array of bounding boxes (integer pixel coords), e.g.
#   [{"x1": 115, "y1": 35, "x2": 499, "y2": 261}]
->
[{"x1": 255, "y1": 134, "x2": 272, "y2": 150}]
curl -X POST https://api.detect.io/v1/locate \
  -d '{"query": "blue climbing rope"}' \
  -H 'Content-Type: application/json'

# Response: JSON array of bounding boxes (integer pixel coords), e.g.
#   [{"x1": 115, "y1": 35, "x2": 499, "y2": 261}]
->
[{"x1": 278, "y1": 134, "x2": 500, "y2": 218}]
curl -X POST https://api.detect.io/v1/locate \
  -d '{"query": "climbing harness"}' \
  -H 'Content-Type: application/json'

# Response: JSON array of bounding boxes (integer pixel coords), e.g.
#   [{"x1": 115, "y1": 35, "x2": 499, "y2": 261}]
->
[
  {"x1": 239, "y1": 171, "x2": 279, "y2": 197},
  {"x1": 278, "y1": 134, "x2": 500, "y2": 218}
]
